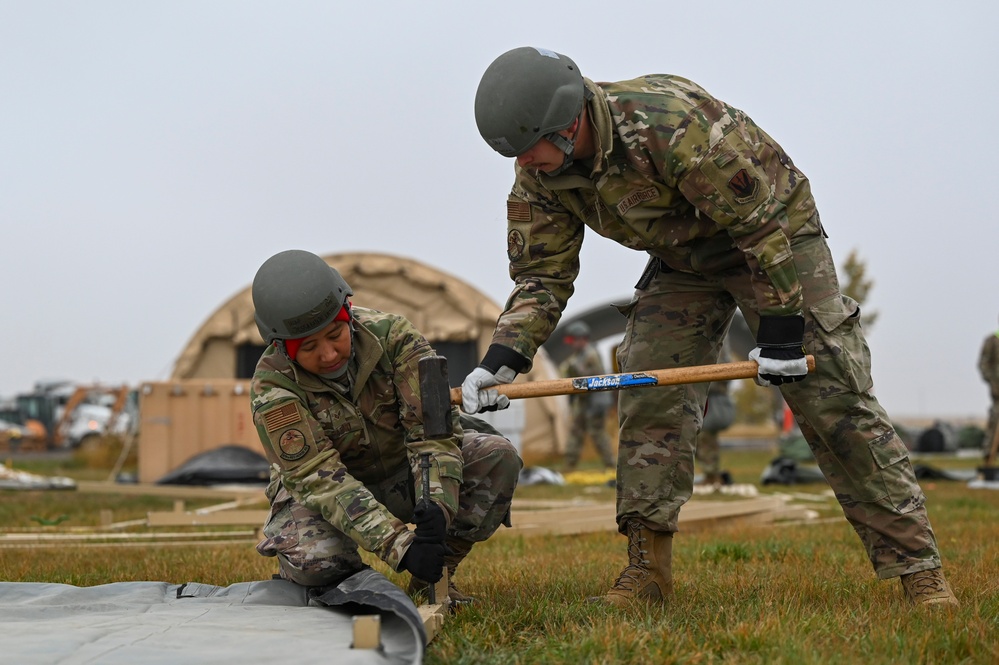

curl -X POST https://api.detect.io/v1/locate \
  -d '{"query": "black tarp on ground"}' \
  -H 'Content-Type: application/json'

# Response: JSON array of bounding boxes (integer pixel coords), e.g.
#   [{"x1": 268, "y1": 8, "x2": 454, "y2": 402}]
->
[
  {"x1": 911, "y1": 464, "x2": 978, "y2": 481},
  {"x1": 760, "y1": 457, "x2": 828, "y2": 485},
  {"x1": 0, "y1": 568, "x2": 425, "y2": 664},
  {"x1": 156, "y1": 444, "x2": 271, "y2": 485},
  {"x1": 913, "y1": 422, "x2": 960, "y2": 453}
]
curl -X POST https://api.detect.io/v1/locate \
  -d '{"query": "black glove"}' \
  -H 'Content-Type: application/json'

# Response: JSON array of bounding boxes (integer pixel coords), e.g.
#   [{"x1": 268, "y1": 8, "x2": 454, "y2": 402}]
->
[
  {"x1": 400, "y1": 540, "x2": 445, "y2": 583},
  {"x1": 400, "y1": 500, "x2": 447, "y2": 582},
  {"x1": 412, "y1": 500, "x2": 447, "y2": 545},
  {"x1": 749, "y1": 315, "x2": 808, "y2": 387}
]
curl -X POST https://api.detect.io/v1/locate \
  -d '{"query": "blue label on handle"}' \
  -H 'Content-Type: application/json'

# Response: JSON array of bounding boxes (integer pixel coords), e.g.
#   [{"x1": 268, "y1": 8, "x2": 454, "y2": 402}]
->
[{"x1": 571, "y1": 373, "x2": 658, "y2": 391}]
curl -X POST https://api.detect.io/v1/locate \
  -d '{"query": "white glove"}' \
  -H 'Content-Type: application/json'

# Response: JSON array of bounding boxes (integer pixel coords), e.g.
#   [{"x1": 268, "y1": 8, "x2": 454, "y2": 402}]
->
[
  {"x1": 460, "y1": 365, "x2": 517, "y2": 413},
  {"x1": 748, "y1": 347, "x2": 808, "y2": 388}
]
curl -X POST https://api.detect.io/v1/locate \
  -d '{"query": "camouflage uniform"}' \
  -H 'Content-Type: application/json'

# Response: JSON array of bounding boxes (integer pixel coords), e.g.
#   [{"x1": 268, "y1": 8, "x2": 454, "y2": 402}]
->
[
  {"x1": 979, "y1": 329, "x2": 999, "y2": 452},
  {"x1": 694, "y1": 344, "x2": 735, "y2": 480},
  {"x1": 491, "y1": 75, "x2": 942, "y2": 579},
  {"x1": 559, "y1": 342, "x2": 615, "y2": 468},
  {"x1": 694, "y1": 379, "x2": 733, "y2": 480},
  {"x1": 251, "y1": 307, "x2": 521, "y2": 587}
]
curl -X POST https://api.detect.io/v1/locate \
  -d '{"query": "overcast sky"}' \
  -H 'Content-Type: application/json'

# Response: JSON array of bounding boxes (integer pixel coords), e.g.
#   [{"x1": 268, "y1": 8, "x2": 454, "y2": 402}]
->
[{"x1": 2, "y1": 1, "x2": 997, "y2": 419}]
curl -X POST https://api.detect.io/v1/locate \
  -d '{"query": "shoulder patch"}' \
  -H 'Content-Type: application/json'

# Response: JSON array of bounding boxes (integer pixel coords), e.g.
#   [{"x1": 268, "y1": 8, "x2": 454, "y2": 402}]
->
[
  {"x1": 727, "y1": 169, "x2": 759, "y2": 204},
  {"x1": 507, "y1": 229, "x2": 526, "y2": 262},
  {"x1": 507, "y1": 200, "x2": 532, "y2": 222},
  {"x1": 277, "y1": 428, "x2": 310, "y2": 461},
  {"x1": 258, "y1": 401, "x2": 319, "y2": 469},
  {"x1": 263, "y1": 402, "x2": 301, "y2": 433}
]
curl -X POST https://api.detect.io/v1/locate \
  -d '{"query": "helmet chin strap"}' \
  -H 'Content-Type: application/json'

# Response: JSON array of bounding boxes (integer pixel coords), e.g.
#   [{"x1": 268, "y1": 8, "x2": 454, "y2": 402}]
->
[
  {"x1": 543, "y1": 129, "x2": 577, "y2": 176},
  {"x1": 541, "y1": 88, "x2": 593, "y2": 176}
]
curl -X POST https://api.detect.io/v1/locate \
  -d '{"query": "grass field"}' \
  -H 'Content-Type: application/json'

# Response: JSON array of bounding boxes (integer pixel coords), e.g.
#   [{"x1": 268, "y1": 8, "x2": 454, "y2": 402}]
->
[{"x1": 2, "y1": 447, "x2": 998, "y2": 664}]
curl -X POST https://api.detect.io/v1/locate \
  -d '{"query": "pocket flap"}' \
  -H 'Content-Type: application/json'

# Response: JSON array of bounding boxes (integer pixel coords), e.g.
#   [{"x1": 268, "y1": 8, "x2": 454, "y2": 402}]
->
[
  {"x1": 336, "y1": 490, "x2": 377, "y2": 522},
  {"x1": 809, "y1": 294, "x2": 860, "y2": 334}
]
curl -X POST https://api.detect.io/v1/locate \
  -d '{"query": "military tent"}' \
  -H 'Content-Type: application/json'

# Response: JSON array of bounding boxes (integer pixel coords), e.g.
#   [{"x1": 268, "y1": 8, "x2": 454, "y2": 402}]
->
[{"x1": 168, "y1": 252, "x2": 567, "y2": 461}]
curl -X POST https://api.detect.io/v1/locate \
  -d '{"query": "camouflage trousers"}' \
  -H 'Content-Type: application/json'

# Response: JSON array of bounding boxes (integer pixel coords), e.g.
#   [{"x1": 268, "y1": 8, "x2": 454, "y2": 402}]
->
[
  {"x1": 695, "y1": 392, "x2": 734, "y2": 476},
  {"x1": 694, "y1": 430, "x2": 721, "y2": 476},
  {"x1": 565, "y1": 402, "x2": 615, "y2": 468},
  {"x1": 257, "y1": 430, "x2": 521, "y2": 587},
  {"x1": 615, "y1": 233, "x2": 942, "y2": 579},
  {"x1": 986, "y1": 388, "x2": 999, "y2": 455}
]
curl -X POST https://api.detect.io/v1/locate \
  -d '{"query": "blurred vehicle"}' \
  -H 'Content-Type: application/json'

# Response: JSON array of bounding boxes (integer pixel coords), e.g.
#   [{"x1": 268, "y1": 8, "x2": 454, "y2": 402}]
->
[
  {"x1": 0, "y1": 381, "x2": 136, "y2": 450},
  {"x1": 0, "y1": 414, "x2": 45, "y2": 452}
]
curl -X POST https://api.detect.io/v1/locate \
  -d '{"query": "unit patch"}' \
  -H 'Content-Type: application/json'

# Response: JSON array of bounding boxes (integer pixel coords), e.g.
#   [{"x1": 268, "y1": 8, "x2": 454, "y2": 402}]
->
[
  {"x1": 727, "y1": 169, "x2": 759, "y2": 203},
  {"x1": 507, "y1": 229, "x2": 526, "y2": 262},
  {"x1": 616, "y1": 186, "x2": 659, "y2": 215},
  {"x1": 277, "y1": 429, "x2": 309, "y2": 461}
]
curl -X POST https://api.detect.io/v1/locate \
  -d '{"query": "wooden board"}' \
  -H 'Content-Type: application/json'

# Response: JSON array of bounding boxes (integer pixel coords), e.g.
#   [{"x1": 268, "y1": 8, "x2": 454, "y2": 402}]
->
[
  {"x1": 146, "y1": 510, "x2": 268, "y2": 527},
  {"x1": 497, "y1": 496, "x2": 789, "y2": 538},
  {"x1": 75, "y1": 481, "x2": 265, "y2": 500},
  {"x1": 417, "y1": 603, "x2": 447, "y2": 643}
]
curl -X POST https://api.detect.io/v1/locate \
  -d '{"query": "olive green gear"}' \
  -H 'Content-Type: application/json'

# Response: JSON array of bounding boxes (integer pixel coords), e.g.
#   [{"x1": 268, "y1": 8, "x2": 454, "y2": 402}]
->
[
  {"x1": 252, "y1": 249, "x2": 353, "y2": 343},
  {"x1": 474, "y1": 46, "x2": 585, "y2": 158},
  {"x1": 564, "y1": 320, "x2": 591, "y2": 339}
]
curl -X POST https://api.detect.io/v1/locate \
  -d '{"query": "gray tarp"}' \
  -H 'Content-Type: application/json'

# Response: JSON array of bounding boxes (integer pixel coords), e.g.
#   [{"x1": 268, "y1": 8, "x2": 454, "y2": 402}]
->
[{"x1": 0, "y1": 568, "x2": 425, "y2": 665}]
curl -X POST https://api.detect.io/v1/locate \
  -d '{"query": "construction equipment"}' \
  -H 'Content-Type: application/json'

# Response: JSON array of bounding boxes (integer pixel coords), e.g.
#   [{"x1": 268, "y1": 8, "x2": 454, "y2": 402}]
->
[
  {"x1": 2, "y1": 382, "x2": 134, "y2": 450},
  {"x1": 419, "y1": 355, "x2": 815, "y2": 439}
]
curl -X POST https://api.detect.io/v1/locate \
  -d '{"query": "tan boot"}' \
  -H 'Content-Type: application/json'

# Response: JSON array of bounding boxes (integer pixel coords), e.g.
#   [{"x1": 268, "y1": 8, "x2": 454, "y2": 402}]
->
[
  {"x1": 900, "y1": 568, "x2": 959, "y2": 608},
  {"x1": 408, "y1": 538, "x2": 477, "y2": 607},
  {"x1": 698, "y1": 472, "x2": 721, "y2": 487},
  {"x1": 594, "y1": 520, "x2": 673, "y2": 606},
  {"x1": 442, "y1": 537, "x2": 476, "y2": 606}
]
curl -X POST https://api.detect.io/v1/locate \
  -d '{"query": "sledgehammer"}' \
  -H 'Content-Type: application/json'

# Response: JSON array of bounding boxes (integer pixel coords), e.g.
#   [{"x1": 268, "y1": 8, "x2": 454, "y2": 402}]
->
[{"x1": 418, "y1": 354, "x2": 816, "y2": 439}]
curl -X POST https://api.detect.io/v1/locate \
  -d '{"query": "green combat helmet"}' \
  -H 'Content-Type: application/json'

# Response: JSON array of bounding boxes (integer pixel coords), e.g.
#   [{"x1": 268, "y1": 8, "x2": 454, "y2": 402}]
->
[
  {"x1": 251, "y1": 249, "x2": 353, "y2": 344},
  {"x1": 564, "y1": 321, "x2": 591, "y2": 339},
  {"x1": 474, "y1": 46, "x2": 588, "y2": 173}
]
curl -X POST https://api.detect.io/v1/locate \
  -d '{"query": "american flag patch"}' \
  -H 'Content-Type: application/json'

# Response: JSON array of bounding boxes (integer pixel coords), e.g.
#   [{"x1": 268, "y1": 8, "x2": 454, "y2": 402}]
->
[
  {"x1": 507, "y1": 200, "x2": 532, "y2": 222},
  {"x1": 263, "y1": 403, "x2": 301, "y2": 433}
]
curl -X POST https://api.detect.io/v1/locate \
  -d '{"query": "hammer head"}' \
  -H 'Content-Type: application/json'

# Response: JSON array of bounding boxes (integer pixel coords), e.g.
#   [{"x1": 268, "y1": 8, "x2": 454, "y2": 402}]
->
[{"x1": 419, "y1": 355, "x2": 452, "y2": 440}]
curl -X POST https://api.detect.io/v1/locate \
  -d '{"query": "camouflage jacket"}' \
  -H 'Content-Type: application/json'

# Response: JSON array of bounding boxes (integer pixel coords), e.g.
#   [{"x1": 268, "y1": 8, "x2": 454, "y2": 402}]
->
[
  {"x1": 980, "y1": 331, "x2": 999, "y2": 389},
  {"x1": 559, "y1": 343, "x2": 613, "y2": 409},
  {"x1": 494, "y1": 75, "x2": 821, "y2": 364},
  {"x1": 559, "y1": 343, "x2": 606, "y2": 378},
  {"x1": 250, "y1": 307, "x2": 463, "y2": 572}
]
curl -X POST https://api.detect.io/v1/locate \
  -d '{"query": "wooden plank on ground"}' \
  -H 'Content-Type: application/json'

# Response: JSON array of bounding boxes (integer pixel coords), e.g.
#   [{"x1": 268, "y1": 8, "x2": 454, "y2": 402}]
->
[
  {"x1": 417, "y1": 603, "x2": 446, "y2": 643},
  {"x1": 497, "y1": 496, "x2": 790, "y2": 538},
  {"x1": 0, "y1": 530, "x2": 256, "y2": 544},
  {"x1": 510, "y1": 498, "x2": 604, "y2": 510},
  {"x1": 678, "y1": 496, "x2": 785, "y2": 533},
  {"x1": 146, "y1": 510, "x2": 269, "y2": 527},
  {"x1": 75, "y1": 481, "x2": 265, "y2": 500}
]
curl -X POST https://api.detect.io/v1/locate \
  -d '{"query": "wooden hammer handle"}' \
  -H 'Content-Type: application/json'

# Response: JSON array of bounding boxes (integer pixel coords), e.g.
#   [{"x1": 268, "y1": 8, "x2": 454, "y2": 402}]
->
[{"x1": 449, "y1": 356, "x2": 816, "y2": 405}]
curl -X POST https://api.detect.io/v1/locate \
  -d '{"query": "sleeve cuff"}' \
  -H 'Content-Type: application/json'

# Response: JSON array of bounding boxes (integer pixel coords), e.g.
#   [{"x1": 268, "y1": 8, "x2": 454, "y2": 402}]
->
[{"x1": 481, "y1": 344, "x2": 531, "y2": 374}]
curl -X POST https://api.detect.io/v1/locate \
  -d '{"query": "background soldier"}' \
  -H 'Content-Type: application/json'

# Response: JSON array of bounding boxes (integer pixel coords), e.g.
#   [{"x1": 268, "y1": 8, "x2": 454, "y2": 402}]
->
[
  {"x1": 695, "y1": 343, "x2": 736, "y2": 486},
  {"x1": 558, "y1": 321, "x2": 615, "y2": 472},
  {"x1": 250, "y1": 249, "x2": 521, "y2": 604},
  {"x1": 979, "y1": 315, "x2": 999, "y2": 457},
  {"x1": 461, "y1": 46, "x2": 957, "y2": 608},
  {"x1": 694, "y1": 384, "x2": 735, "y2": 487}
]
